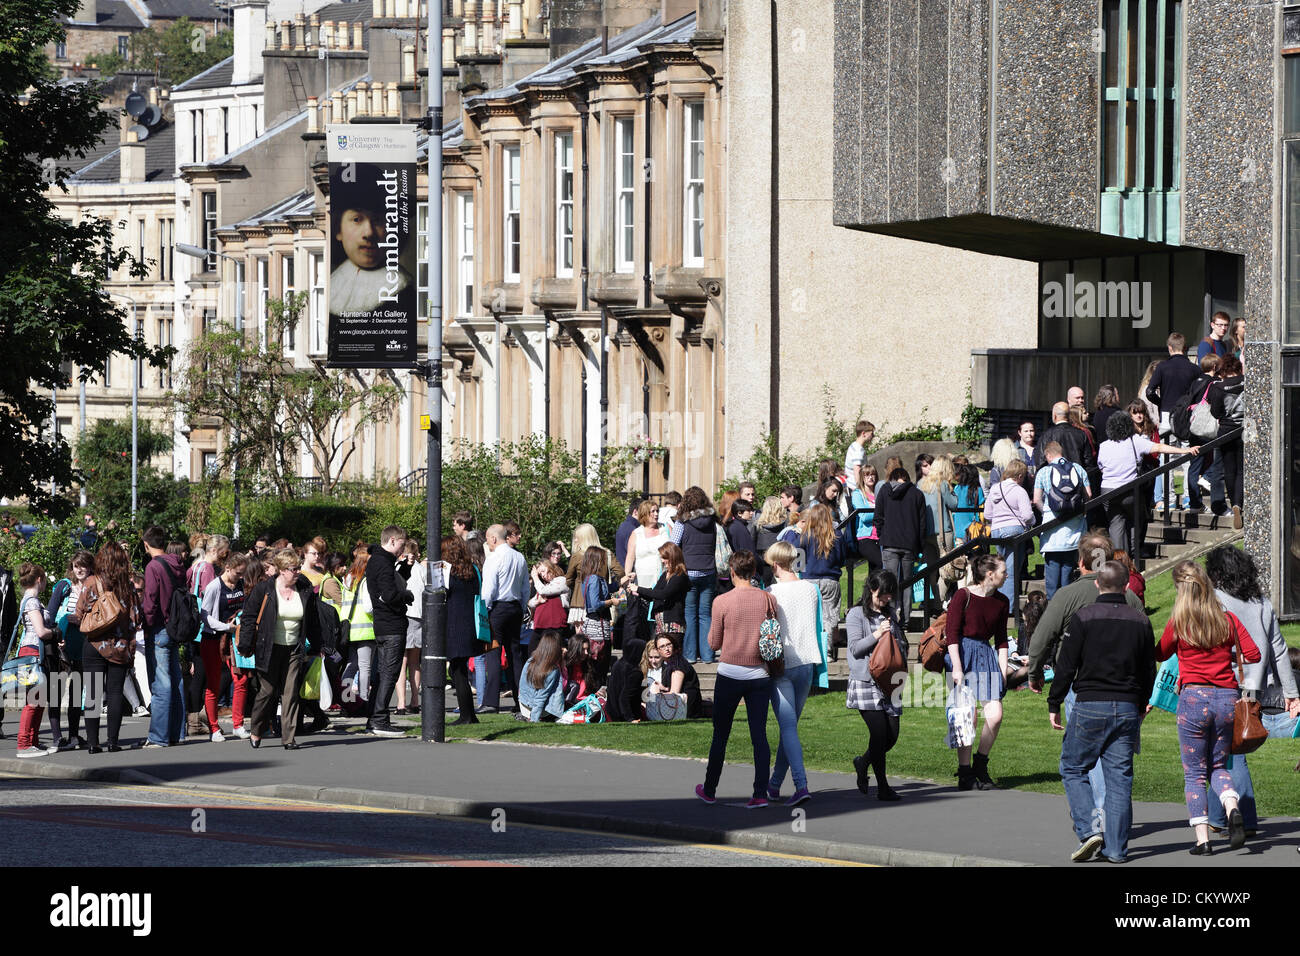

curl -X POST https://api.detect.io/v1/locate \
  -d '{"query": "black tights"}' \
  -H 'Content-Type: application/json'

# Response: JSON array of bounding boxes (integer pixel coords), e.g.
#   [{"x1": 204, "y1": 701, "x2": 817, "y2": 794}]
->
[
  {"x1": 859, "y1": 709, "x2": 900, "y2": 784},
  {"x1": 448, "y1": 657, "x2": 474, "y2": 718},
  {"x1": 82, "y1": 654, "x2": 129, "y2": 748}
]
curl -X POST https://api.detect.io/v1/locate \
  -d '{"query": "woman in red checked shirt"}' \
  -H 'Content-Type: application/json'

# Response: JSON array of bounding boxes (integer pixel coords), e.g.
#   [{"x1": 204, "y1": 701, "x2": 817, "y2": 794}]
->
[{"x1": 1156, "y1": 561, "x2": 1260, "y2": 857}]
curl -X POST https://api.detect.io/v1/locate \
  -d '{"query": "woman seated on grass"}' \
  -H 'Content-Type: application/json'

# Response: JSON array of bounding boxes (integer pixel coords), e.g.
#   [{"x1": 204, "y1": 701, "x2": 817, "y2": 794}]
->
[
  {"x1": 562, "y1": 635, "x2": 590, "y2": 707},
  {"x1": 516, "y1": 630, "x2": 567, "y2": 723},
  {"x1": 652, "y1": 630, "x2": 702, "y2": 718}
]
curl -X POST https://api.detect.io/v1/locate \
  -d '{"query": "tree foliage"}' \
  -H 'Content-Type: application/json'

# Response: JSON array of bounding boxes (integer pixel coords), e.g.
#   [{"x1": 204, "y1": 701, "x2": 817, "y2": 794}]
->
[
  {"x1": 174, "y1": 293, "x2": 404, "y2": 518},
  {"x1": 88, "y1": 17, "x2": 235, "y2": 85},
  {"x1": 76, "y1": 417, "x2": 190, "y2": 532},
  {"x1": 0, "y1": 0, "x2": 169, "y2": 519}
]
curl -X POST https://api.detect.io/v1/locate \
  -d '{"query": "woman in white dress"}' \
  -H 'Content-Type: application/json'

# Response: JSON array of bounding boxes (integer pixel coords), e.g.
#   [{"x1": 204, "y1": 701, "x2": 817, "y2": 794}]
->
[{"x1": 625, "y1": 501, "x2": 671, "y2": 648}]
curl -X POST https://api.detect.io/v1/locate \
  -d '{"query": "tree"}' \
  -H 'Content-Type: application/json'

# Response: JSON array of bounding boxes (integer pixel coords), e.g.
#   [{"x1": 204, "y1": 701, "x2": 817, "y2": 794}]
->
[
  {"x1": 88, "y1": 18, "x2": 235, "y2": 85},
  {"x1": 76, "y1": 417, "x2": 190, "y2": 531},
  {"x1": 174, "y1": 293, "x2": 404, "y2": 506},
  {"x1": 0, "y1": 0, "x2": 169, "y2": 519}
]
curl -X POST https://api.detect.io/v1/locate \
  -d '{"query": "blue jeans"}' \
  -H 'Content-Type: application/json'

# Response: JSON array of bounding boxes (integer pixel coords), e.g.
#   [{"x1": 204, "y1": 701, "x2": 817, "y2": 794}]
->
[
  {"x1": 1205, "y1": 709, "x2": 1298, "y2": 828},
  {"x1": 769, "y1": 663, "x2": 815, "y2": 792},
  {"x1": 472, "y1": 653, "x2": 486, "y2": 706},
  {"x1": 703, "y1": 673, "x2": 771, "y2": 799},
  {"x1": 1187, "y1": 450, "x2": 1225, "y2": 511},
  {"x1": 1059, "y1": 699, "x2": 1140, "y2": 861},
  {"x1": 147, "y1": 627, "x2": 185, "y2": 745},
  {"x1": 144, "y1": 631, "x2": 157, "y2": 688},
  {"x1": 992, "y1": 527, "x2": 1020, "y2": 606},
  {"x1": 1064, "y1": 689, "x2": 1106, "y2": 809},
  {"x1": 1043, "y1": 553, "x2": 1074, "y2": 601},
  {"x1": 683, "y1": 573, "x2": 716, "y2": 663}
]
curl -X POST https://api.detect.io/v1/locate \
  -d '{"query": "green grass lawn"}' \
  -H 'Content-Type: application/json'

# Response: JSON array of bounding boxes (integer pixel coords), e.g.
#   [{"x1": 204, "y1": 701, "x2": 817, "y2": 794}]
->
[
  {"x1": 432, "y1": 677, "x2": 1300, "y2": 817},
  {"x1": 432, "y1": 553, "x2": 1300, "y2": 818}
]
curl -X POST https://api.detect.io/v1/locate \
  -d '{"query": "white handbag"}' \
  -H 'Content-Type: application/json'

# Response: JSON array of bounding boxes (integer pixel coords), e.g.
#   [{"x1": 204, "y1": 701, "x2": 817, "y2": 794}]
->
[{"x1": 646, "y1": 690, "x2": 687, "y2": 721}]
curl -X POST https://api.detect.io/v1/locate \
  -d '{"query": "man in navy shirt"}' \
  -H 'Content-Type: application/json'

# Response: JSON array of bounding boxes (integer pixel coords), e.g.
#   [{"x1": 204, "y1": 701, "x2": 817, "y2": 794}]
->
[{"x1": 1196, "y1": 312, "x2": 1232, "y2": 364}]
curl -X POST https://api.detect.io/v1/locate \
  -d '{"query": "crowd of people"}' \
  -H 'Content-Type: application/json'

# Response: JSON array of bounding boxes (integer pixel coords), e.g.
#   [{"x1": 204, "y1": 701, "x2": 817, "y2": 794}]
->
[{"x1": 0, "y1": 313, "x2": 1285, "y2": 860}]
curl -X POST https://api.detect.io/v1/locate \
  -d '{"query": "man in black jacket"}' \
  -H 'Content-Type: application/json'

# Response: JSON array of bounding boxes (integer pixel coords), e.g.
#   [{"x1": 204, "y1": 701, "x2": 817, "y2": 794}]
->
[
  {"x1": 364, "y1": 525, "x2": 414, "y2": 737},
  {"x1": 873, "y1": 467, "x2": 927, "y2": 620},
  {"x1": 1035, "y1": 402, "x2": 1097, "y2": 475},
  {"x1": 1048, "y1": 561, "x2": 1156, "y2": 864}
]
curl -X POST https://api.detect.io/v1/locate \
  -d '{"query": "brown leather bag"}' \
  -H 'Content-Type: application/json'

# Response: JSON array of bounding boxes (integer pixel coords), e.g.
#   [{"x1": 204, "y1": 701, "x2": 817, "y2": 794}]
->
[
  {"x1": 79, "y1": 577, "x2": 124, "y2": 640},
  {"x1": 918, "y1": 614, "x2": 949, "y2": 672},
  {"x1": 1230, "y1": 619, "x2": 1267, "y2": 755},
  {"x1": 868, "y1": 614, "x2": 907, "y2": 690}
]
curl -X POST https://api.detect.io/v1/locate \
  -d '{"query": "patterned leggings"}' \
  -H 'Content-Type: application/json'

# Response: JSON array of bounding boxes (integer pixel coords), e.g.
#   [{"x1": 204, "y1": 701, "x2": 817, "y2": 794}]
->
[{"x1": 1175, "y1": 685, "x2": 1240, "y2": 826}]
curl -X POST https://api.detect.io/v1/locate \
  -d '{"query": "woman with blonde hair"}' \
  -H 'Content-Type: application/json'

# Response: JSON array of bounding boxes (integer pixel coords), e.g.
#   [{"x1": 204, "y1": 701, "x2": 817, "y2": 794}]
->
[
  {"x1": 917, "y1": 455, "x2": 959, "y2": 612},
  {"x1": 987, "y1": 438, "x2": 1018, "y2": 489},
  {"x1": 753, "y1": 496, "x2": 790, "y2": 585},
  {"x1": 566, "y1": 523, "x2": 625, "y2": 609},
  {"x1": 624, "y1": 500, "x2": 670, "y2": 645},
  {"x1": 1156, "y1": 561, "x2": 1260, "y2": 855},
  {"x1": 795, "y1": 503, "x2": 855, "y2": 659}
]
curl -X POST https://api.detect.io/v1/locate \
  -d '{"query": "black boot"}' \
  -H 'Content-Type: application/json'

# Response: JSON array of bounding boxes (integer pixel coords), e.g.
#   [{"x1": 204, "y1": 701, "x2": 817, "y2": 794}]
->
[
  {"x1": 956, "y1": 765, "x2": 976, "y2": 791},
  {"x1": 973, "y1": 752, "x2": 999, "y2": 790}
]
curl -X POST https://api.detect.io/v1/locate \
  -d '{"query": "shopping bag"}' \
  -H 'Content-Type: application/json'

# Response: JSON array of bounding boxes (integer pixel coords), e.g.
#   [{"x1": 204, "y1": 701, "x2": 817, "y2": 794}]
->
[
  {"x1": 1149, "y1": 656, "x2": 1180, "y2": 714},
  {"x1": 300, "y1": 656, "x2": 324, "y2": 701},
  {"x1": 557, "y1": 693, "x2": 606, "y2": 724},
  {"x1": 945, "y1": 683, "x2": 977, "y2": 749}
]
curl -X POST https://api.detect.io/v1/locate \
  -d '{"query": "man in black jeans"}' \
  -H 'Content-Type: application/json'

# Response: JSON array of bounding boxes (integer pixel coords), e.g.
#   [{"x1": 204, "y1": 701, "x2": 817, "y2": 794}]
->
[
  {"x1": 364, "y1": 525, "x2": 414, "y2": 737},
  {"x1": 479, "y1": 523, "x2": 529, "y2": 713}
]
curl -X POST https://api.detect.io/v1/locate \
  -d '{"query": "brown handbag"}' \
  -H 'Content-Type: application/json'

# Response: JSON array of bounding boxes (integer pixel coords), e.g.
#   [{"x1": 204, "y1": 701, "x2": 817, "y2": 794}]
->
[
  {"x1": 79, "y1": 578, "x2": 125, "y2": 640},
  {"x1": 1230, "y1": 620, "x2": 1267, "y2": 755},
  {"x1": 868, "y1": 613, "x2": 907, "y2": 690}
]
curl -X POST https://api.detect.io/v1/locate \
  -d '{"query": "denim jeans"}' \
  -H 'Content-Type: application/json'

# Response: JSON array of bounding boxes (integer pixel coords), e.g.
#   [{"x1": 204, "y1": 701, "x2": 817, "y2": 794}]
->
[
  {"x1": 472, "y1": 653, "x2": 486, "y2": 705},
  {"x1": 1176, "y1": 685, "x2": 1239, "y2": 826},
  {"x1": 683, "y1": 573, "x2": 716, "y2": 663},
  {"x1": 991, "y1": 526, "x2": 1020, "y2": 606},
  {"x1": 1043, "y1": 553, "x2": 1074, "y2": 601},
  {"x1": 1187, "y1": 450, "x2": 1225, "y2": 511},
  {"x1": 1059, "y1": 699, "x2": 1140, "y2": 861},
  {"x1": 703, "y1": 673, "x2": 771, "y2": 799},
  {"x1": 769, "y1": 663, "x2": 815, "y2": 792},
  {"x1": 1064, "y1": 688, "x2": 1106, "y2": 810},
  {"x1": 147, "y1": 627, "x2": 185, "y2": 746},
  {"x1": 1205, "y1": 709, "x2": 1298, "y2": 828}
]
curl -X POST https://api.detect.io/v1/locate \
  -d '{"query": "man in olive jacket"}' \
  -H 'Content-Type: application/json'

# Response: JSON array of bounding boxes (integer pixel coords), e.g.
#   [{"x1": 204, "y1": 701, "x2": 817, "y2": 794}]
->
[{"x1": 364, "y1": 525, "x2": 414, "y2": 737}]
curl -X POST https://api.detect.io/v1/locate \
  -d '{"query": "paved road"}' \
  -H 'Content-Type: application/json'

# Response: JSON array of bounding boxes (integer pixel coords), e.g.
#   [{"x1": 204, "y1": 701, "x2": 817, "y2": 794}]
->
[{"x1": 0, "y1": 774, "x2": 849, "y2": 868}]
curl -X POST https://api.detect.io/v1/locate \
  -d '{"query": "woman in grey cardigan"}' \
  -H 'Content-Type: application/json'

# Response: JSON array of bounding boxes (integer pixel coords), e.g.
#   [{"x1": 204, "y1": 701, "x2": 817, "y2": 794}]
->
[
  {"x1": 845, "y1": 569, "x2": 909, "y2": 801},
  {"x1": 1203, "y1": 546, "x2": 1300, "y2": 837}
]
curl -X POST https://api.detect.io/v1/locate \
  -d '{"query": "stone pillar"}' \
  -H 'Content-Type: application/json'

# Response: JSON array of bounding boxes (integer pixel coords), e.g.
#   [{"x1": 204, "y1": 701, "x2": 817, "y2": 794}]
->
[
  {"x1": 293, "y1": 13, "x2": 306, "y2": 49},
  {"x1": 308, "y1": 12, "x2": 319, "y2": 46},
  {"x1": 306, "y1": 95, "x2": 319, "y2": 132},
  {"x1": 352, "y1": 21, "x2": 363, "y2": 50},
  {"x1": 331, "y1": 89, "x2": 344, "y2": 123},
  {"x1": 278, "y1": 20, "x2": 290, "y2": 50},
  {"x1": 442, "y1": 27, "x2": 455, "y2": 67},
  {"x1": 386, "y1": 81, "x2": 399, "y2": 116},
  {"x1": 464, "y1": 0, "x2": 478, "y2": 53},
  {"x1": 507, "y1": 0, "x2": 522, "y2": 39},
  {"x1": 402, "y1": 43, "x2": 415, "y2": 82}
]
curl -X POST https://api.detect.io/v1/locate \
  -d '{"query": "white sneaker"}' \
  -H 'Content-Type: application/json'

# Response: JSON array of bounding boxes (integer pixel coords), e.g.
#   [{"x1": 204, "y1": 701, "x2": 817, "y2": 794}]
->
[
  {"x1": 133, "y1": 706, "x2": 150, "y2": 717},
  {"x1": 16, "y1": 747, "x2": 49, "y2": 758},
  {"x1": 232, "y1": 726, "x2": 251, "y2": 739},
  {"x1": 210, "y1": 731, "x2": 226, "y2": 743}
]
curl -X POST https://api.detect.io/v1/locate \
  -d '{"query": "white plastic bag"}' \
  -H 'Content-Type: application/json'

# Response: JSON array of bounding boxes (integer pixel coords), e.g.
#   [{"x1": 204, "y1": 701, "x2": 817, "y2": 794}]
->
[{"x1": 945, "y1": 683, "x2": 977, "y2": 750}]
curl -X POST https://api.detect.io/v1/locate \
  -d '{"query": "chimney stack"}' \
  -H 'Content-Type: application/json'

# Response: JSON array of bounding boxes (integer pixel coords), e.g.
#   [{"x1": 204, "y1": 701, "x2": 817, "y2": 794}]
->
[
  {"x1": 231, "y1": 0, "x2": 268, "y2": 85},
  {"x1": 120, "y1": 128, "x2": 146, "y2": 183}
]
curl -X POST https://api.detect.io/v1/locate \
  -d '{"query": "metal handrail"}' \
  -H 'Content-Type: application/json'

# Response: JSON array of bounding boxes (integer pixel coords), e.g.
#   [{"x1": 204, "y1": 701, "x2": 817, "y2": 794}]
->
[{"x1": 892, "y1": 425, "x2": 1244, "y2": 631}]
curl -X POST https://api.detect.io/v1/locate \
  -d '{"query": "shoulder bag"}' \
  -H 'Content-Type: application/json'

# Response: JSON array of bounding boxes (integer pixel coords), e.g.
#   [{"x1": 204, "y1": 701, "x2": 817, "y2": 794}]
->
[
  {"x1": 868, "y1": 611, "x2": 907, "y2": 691},
  {"x1": 1230, "y1": 615, "x2": 1268, "y2": 755},
  {"x1": 919, "y1": 589, "x2": 971, "y2": 673},
  {"x1": 79, "y1": 576, "x2": 125, "y2": 641},
  {"x1": 758, "y1": 592, "x2": 784, "y2": 679}
]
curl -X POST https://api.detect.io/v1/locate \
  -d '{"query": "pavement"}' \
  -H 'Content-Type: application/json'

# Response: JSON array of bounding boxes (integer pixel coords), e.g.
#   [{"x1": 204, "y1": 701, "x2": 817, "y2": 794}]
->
[{"x1": 1, "y1": 709, "x2": 1297, "y2": 866}]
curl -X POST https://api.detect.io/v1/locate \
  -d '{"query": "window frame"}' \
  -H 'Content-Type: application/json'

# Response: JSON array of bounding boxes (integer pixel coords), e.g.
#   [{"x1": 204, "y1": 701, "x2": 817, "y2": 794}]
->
[
  {"x1": 458, "y1": 191, "x2": 475, "y2": 316},
  {"x1": 614, "y1": 116, "x2": 636, "y2": 275},
  {"x1": 682, "y1": 101, "x2": 705, "y2": 268},
  {"x1": 255, "y1": 257, "x2": 269, "y2": 351},
  {"x1": 309, "y1": 251, "x2": 326, "y2": 355},
  {"x1": 200, "y1": 191, "x2": 217, "y2": 272},
  {"x1": 281, "y1": 254, "x2": 296, "y2": 354},
  {"x1": 555, "y1": 131, "x2": 574, "y2": 278},
  {"x1": 503, "y1": 144, "x2": 521, "y2": 283}
]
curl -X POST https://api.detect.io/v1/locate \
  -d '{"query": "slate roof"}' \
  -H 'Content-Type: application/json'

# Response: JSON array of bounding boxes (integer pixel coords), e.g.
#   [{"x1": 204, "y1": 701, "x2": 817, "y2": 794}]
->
[
  {"x1": 233, "y1": 188, "x2": 316, "y2": 228},
  {"x1": 467, "y1": 11, "x2": 695, "y2": 105},
  {"x1": 171, "y1": 55, "x2": 238, "y2": 91},
  {"x1": 65, "y1": 0, "x2": 145, "y2": 29},
  {"x1": 65, "y1": 121, "x2": 176, "y2": 184},
  {"x1": 144, "y1": 0, "x2": 225, "y2": 19}
]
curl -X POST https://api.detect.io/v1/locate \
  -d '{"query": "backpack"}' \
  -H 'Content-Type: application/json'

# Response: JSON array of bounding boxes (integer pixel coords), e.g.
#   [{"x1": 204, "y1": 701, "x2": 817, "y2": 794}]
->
[
  {"x1": 1043, "y1": 460, "x2": 1084, "y2": 516},
  {"x1": 315, "y1": 597, "x2": 341, "y2": 655},
  {"x1": 162, "y1": 559, "x2": 201, "y2": 643}
]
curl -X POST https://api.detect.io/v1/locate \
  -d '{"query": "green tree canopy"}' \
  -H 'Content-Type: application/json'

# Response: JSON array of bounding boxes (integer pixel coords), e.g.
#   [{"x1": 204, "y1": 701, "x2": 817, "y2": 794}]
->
[
  {"x1": 89, "y1": 17, "x2": 235, "y2": 84},
  {"x1": 0, "y1": 0, "x2": 169, "y2": 519}
]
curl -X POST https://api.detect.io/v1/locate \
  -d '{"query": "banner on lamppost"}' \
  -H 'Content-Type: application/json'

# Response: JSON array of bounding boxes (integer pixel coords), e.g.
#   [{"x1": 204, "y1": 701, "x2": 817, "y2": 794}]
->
[{"x1": 326, "y1": 124, "x2": 417, "y2": 367}]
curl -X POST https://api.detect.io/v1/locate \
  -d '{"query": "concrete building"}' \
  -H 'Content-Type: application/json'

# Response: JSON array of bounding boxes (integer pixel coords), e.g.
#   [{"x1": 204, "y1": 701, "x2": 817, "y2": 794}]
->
[{"x1": 831, "y1": 0, "x2": 1292, "y2": 611}]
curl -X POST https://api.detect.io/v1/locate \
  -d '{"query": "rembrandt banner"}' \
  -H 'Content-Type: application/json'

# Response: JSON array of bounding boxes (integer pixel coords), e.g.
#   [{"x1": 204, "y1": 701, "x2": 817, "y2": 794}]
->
[{"x1": 326, "y1": 124, "x2": 417, "y2": 367}]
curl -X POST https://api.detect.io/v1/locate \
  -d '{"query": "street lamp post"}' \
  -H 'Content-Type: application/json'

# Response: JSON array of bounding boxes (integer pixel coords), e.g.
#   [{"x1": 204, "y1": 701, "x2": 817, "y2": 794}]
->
[
  {"x1": 176, "y1": 243, "x2": 245, "y2": 542},
  {"x1": 108, "y1": 292, "x2": 140, "y2": 521},
  {"x1": 421, "y1": 0, "x2": 447, "y2": 743}
]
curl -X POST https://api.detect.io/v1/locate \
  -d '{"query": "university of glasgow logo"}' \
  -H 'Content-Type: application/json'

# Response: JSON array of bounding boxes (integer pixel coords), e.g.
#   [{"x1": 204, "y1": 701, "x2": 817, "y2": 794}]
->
[{"x1": 336, "y1": 135, "x2": 348, "y2": 149}]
